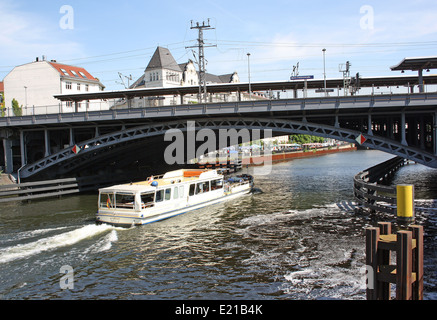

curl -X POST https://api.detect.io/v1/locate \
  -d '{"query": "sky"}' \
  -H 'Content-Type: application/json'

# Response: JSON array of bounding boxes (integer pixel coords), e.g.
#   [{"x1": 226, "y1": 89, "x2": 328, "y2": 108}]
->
[{"x1": 1, "y1": 0, "x2": 437, "y2": 91}]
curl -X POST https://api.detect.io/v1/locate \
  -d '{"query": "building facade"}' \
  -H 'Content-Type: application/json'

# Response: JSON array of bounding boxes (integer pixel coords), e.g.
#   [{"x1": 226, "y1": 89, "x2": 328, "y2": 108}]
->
[
  {"x1": 116, "y1": 47, "x2": 241, "y2": 108},
  {"x1": 3, "y1": 57, "x2": 107, "y2": 115}
]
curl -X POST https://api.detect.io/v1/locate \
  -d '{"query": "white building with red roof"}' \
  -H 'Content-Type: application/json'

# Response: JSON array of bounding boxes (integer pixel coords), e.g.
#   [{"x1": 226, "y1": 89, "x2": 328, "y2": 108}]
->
[{"x1": 3, "y1": 57, "x2": 107, "y2": 115}]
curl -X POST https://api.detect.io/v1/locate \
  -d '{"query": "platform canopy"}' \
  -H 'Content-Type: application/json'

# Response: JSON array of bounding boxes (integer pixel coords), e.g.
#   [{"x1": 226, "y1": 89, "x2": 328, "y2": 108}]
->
[{"x1": 391, "y1": 56, "x2": 437, "y2": 71}]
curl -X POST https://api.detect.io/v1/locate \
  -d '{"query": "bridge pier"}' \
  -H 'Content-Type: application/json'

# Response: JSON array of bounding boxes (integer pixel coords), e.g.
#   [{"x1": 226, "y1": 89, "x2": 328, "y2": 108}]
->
[
  {"x1": 2, "y1": 137, "x2": 14, "y2": 174},
  {"x1": 435, "y1": 112, "x2": 437, "y2": 156},
  {"x1": 401, "y1": 113, "x2": 408, "y2": 146},
  {"x1": 44, "y1": 129, "x2": 50, "y2": 157}
]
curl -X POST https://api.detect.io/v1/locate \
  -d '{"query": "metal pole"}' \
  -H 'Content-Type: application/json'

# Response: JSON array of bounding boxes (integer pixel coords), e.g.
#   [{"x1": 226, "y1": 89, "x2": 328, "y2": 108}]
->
[
  {"x1": 247, "y1": 53, "x2": 252, "y2": 100},
  {"x1": 322, "y1": 48, "x2": 327, "y2": 96}
]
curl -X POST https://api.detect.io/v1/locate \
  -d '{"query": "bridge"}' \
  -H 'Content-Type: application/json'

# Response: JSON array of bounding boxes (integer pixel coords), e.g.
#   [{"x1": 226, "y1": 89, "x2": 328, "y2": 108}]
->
[{"x1": 1, "y1": 73, "x2": 437, "y2": 184}]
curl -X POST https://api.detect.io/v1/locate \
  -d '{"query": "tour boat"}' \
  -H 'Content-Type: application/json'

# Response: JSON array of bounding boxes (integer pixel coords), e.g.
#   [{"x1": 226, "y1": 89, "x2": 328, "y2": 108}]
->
[{"x1": 96, "y1": 169, "x2": 253, "y2": 227}]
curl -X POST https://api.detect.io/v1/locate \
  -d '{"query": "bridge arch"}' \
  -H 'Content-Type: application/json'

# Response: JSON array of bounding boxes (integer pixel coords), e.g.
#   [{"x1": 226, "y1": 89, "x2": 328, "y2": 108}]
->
[{"x1": 19, "y1": 117, "x2": 437, "y2": 179}]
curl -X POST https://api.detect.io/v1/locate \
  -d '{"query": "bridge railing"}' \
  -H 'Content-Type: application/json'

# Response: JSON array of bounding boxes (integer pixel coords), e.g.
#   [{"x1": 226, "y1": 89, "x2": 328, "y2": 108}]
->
[
  {"x1": 1, "y1": 83, "x2": 437, "y2": 119},
  {"x1": 353, "y1": 156, "x2": 408, "y2": 214}
]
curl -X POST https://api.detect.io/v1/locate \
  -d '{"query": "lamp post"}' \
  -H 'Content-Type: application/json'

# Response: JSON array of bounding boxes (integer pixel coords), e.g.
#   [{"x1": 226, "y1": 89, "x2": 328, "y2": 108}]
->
[
  {"x1": 247, "y1": 53, "x2": 252, "y2": 100},
  {"x1": 24, "y1": 86, "x2": 28, "y2": 116},
  {"x1": 322, "y1": 48, "x2": 327, "y2": 96}
]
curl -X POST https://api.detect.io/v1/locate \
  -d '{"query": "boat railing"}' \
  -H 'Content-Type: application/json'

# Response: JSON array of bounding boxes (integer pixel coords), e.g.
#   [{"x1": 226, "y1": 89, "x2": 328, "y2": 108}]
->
[{"x1": 148, "y1": 174, "x2": 164, "y2": 181}]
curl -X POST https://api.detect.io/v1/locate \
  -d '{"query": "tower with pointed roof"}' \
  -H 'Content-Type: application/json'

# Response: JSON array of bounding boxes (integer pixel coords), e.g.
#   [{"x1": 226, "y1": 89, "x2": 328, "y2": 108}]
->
[{"x1": 127, "y1": 46, "x2": 242, "y2": 107}]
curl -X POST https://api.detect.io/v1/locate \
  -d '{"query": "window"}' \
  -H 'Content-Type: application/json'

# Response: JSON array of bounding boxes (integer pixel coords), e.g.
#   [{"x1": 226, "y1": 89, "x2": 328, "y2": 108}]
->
[
  {"x1": 211, "y1": 179, "x2": 223, "y2": 190},
  {"x1": 165, "y1": 188, "x2": 171, "y2": 201},
  {"x1": 115, "y1": 193, "x2": 135, "y2": 210},
  {"x1": 60, "y1": 68, "x2": 69, "y2": 76},
  {"x1": 85, "y1": 84, "x2": 89, "y2": 92},
  {"x1": 66, "y1": 82, "x2": 72, "y2": 90},
  {"x1": 189, "y1": 184, "x2": 196, "y2": 196},
  {"x1": 100, "y1": 193, "x2": 114, "y2": 208},
  {"x1": 71, "y1": 70, "x2": 79, "y2": 77},
  {"x1": 140, "y1": 192, "x2": 155, "y2": 209},
  {"x1": 196, "y1": 181, "x2": 210, "y2": 194},
  {"x1": 77, "y1": 83, "x2": 81, "y2": 91},
  {"x1": 173, "y1": 186, "x2": 179, "y2": 199},
  {"x1": 155, "y1": 190, "x2": 164, "y2": 203},
  {"x1": 179, "y1": 185, "x2": 184, "y2": 198},
  {"x1": 79, "y1": 71, "x2": 87, "y2": 78}
]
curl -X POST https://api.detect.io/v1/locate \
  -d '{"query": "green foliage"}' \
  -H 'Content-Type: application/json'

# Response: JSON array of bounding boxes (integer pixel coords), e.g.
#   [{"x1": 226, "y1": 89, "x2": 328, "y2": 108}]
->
[
  {"x1": 290, "y1": 134, "x2": 325, "y2": 145},
  {"x1": 0, "y1": 92, "x2": 4, "y2": 117},
  {"x1": 11, "y1": 98, "x2": 22, "y2": 116}
]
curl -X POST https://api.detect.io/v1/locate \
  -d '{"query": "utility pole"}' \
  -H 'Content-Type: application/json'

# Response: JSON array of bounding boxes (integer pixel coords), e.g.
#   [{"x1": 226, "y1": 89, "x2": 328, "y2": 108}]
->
[
  {"x1": 186, "y1": 19, "x2": 216, "y2": 103},
  {"x1": 339, "y1": 61, "x2": 351, "y2": 96}
]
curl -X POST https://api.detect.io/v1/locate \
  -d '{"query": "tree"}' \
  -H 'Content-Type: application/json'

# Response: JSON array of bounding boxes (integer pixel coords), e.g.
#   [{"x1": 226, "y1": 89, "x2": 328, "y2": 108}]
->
[
  {"x1": 0, "y1": 92, "x2": 5, "y2": 117},
  {"x1": 290, "y1": 134, "x2": 325, "y2": 145},
  {"x1": 11, "y1": 98, "x2": 22, "y2": 116}
]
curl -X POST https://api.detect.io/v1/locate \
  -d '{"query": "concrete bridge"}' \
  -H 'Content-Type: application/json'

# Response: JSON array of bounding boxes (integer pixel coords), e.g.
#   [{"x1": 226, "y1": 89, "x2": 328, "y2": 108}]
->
[{"x1": 1, "y1": 77, "x2": 437, "y2": 183}]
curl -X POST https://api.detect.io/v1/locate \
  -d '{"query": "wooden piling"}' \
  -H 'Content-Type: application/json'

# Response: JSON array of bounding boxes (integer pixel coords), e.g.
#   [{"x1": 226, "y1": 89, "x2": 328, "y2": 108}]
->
[{"x1": 365, "y1": 222, "x2": 423, "y2": 300}]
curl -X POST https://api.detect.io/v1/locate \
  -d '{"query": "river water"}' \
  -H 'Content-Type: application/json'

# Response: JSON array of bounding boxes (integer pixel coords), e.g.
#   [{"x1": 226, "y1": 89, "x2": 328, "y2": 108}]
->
[{"x1": 0, "y1": 150, "x2": 436, "y2": 300}]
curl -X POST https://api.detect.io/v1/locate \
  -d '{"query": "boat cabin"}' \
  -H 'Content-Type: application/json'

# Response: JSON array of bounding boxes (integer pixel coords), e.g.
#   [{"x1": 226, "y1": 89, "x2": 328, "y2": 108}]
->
[{"x1": 98, "y1": 169, "x2": 225, "y2": 213}]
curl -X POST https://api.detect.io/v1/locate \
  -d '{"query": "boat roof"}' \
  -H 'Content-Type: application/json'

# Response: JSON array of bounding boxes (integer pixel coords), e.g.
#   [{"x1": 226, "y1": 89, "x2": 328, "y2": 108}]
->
[{"x1": 99, "y1": 169, "x2": 222, "y2": 193}]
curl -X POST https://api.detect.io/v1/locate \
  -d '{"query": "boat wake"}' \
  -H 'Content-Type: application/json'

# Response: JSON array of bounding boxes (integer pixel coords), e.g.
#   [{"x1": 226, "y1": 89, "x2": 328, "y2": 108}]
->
[
  {"x1": 0, "y1": 224, "x2": 115, "y2": 265},
  {"x1": 236, "y1": 202, "x2": 367, "y2": 299}
]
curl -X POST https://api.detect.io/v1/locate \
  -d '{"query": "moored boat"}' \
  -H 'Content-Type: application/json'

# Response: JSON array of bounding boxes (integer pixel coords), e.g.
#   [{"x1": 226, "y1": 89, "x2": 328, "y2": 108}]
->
[{"x1": 96, "y1": 169, "x2": 253, "y2": 227}]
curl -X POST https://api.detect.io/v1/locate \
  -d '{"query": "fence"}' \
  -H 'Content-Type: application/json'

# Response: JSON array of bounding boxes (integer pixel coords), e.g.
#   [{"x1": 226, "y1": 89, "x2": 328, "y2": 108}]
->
[
  {"x1": 354, "y1": 156, "x2": 408, "y2": 214},
  {"x1": 0, "y1": 178, "x2": 80, "y2": 203},
  {"x1": 0, "y1": 174, "x2": 134, "y2": 203}
]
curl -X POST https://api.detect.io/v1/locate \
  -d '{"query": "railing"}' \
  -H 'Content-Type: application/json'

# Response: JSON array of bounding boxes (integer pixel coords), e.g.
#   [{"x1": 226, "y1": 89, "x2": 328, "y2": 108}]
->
[
  {"x1": 1, "y1": 84, "x2": 437, "y2": 121},
  {"x1": 0, "y1": 178, "x2": 80, "y2": 203},
  {"x1": 354, "y1": 156, "x2": 408, "y2": 214},
  {"x1": 0, "y1": 173, "x2": 134, "y2": 203}
]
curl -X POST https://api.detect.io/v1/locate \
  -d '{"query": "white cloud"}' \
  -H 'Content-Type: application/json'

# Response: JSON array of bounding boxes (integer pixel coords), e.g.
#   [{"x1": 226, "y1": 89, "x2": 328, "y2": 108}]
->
[{"x1": 0, "y1": 0, "x2": 85, "y2": 72}]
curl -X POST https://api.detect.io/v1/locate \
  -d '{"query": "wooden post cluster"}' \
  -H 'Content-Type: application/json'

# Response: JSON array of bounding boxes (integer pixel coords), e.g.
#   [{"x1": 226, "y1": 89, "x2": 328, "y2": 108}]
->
[{"x1": 366, "y1": 222, "x2": 423, "y2": 300}]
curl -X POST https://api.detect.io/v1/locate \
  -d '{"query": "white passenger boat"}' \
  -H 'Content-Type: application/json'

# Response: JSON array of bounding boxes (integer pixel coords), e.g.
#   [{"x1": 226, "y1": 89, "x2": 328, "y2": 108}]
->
[{"x1": 96, "y1": 169, "x2": 253, "y2": 227}]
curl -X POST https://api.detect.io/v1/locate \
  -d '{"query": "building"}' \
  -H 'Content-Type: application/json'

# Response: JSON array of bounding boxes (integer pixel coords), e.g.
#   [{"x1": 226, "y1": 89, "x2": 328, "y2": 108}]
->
[
  {"x1": 3, "y1": 57, "x2": 107, "y2": 115},
  {"x1": 116, "y1": 46, "x2": 241, "y2": 108}
]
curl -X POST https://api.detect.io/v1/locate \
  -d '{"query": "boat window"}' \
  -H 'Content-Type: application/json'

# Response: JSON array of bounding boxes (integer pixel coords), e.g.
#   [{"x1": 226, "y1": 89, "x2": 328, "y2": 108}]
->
[
  {"x1": 165, "y1": 188, "x2": 171, "y2": 201},
  {"x1": 155, "y1": 190, "x2": 164, "y2": 202},
  {"x1": 173, "y1": 186, "x2": 179, "y2": 199},
  {"x1": 140, "y1": 192, "x2": 155, "y2": 209},
  {"x1": 179, "y1": 185, "x2": 184, "y2": 198},
  {"x1": 100, "y1": 192, "x2": 114, "y2": 208},
  {"x1": 189, "y1": 184, "x2": 196, "y2": 196},
  {"x1": 211, "y1": 179, "x2": 223, "y2": 190},
  {"x1": 115, "y1": 192, "x2": 135, "y2": 210},
  {"x1": 196, "y1": 181, "x2": 210, "y2": 194}
]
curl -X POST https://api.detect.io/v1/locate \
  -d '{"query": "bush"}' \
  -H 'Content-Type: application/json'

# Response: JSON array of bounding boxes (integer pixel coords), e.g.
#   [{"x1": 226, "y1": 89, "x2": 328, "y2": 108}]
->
[{"x1": 11, "y1": 98, "x2": 22, "y2": 116}]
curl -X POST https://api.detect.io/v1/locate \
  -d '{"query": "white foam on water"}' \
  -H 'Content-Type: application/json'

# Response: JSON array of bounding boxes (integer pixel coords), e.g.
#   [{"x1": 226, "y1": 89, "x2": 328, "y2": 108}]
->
[
  {"x1": 84, "y1": 229, "x2": 118, "y2": 254},
  {"x1": 0, "y1": 226, "x2": 72, "y2": 244},
  {"x1": 0, "y1": 224, "x2": 114, "y2": 264}
]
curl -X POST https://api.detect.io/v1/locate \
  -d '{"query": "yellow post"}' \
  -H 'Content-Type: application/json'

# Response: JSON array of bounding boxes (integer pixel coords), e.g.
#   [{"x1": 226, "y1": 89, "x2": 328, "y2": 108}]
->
[{"x1": 396, "y1": 184, "x2": 415, "y2": 223}]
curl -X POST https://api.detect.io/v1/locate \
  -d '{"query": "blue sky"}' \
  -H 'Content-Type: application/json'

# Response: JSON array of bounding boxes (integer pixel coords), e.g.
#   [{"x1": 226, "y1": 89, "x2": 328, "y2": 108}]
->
[{"x1": 1, "y1": 0, "x2": 437, "y2": 90}]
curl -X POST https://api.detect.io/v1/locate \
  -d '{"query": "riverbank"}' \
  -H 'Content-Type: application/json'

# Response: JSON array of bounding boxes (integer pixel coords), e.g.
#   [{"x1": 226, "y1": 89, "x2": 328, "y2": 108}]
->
[
  {"x1": 242, "y1": 144, "x2": 357, "y2": 166},
  {"x1": 0, "y1": 173, "x2": 15, "y2": 186}
]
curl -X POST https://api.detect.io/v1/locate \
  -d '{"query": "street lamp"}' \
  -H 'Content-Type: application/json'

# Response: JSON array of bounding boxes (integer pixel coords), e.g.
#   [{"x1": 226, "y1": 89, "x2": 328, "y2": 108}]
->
[
  {"x1": 24, "y1": 86, "x2": 28, "y2": 115},
  {"x1": 322, "y1": 48, "x2": 327, "y2": 96},
  {"x1": 247, "y1": 53, "x2": 252, "y2": 100}
]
